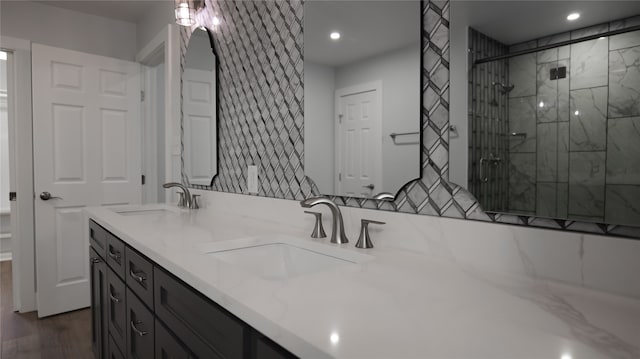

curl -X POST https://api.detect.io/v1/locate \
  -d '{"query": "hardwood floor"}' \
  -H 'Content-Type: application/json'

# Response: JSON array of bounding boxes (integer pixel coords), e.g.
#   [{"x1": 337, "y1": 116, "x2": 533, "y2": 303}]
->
[{"x1": 0, "y1": 261, "x2": 94, "y2": 359}]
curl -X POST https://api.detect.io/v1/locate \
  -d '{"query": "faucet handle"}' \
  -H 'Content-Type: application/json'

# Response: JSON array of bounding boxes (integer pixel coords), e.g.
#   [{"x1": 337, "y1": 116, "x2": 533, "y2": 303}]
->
[
  {"x1": 190, "y1": 194, "x2": 200, "y2": 209},
  {"x1": 355, "y1": 219, "x2": 385, "y2": 249},
  {"x1": 304, "y1": 211, "x2": 327, "y2": 238},
  {"x1": 177, "y1": 192, "x2": 186, "y2": 208}
]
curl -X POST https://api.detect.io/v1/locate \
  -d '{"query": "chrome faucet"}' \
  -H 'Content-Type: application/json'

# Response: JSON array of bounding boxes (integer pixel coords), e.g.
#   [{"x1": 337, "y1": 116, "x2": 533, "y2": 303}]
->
[
  {"x1": 163, "y1": 182, "x2": 192, "y2": 209},
  {"x1": 373, "y1": 192, "x2": 395, "y2": 201},
  {"x1": 300, "y1": 196, "x2": 349, "y2": 244}
]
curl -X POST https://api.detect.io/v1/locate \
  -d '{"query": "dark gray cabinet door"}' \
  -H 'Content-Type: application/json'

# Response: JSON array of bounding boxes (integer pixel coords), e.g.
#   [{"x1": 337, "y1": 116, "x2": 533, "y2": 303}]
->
[
  {"x1": 155, "y1": 319, "x2": 191, "y2": 359},
  {"x1": 154, "y1": 267, "x2": 242, "y2": 359},
  {"x1": 254, "y1": 336, "x2": 297, "y2": 359},
  {"x1": 126, "y1": 288, "x2": 154, "y2": 359},
  {"x1": 91, "y1": 247, "x2": 108, "y2": 359},
  {"x1": 107, "y1": 268, "x2": 127, "y2": 353},
  {"x1": 109, "y1": 334, "x2": 126, "y2": 359}
]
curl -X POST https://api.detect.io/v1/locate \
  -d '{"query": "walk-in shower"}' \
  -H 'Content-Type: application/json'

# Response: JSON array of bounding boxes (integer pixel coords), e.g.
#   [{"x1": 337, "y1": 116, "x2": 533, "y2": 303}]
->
[{"x1": 468, "y1": 18, "x2": 640, "y2": 226}]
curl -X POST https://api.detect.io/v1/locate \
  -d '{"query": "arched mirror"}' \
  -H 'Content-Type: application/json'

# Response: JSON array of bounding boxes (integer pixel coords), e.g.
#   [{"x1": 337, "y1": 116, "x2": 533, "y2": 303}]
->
[{"x1": 182, "y1": 27, "x2": 218, "y2": 186}]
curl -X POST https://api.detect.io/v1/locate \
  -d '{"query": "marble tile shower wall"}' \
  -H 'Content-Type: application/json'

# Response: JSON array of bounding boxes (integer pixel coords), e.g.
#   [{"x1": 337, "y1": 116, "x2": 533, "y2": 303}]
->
[
  {"x1": 507, "y1": 17, "x2": 640, "y2": 226},
  {"x1": 468, "y1": 29, "x2": 509, "y2": 212}
]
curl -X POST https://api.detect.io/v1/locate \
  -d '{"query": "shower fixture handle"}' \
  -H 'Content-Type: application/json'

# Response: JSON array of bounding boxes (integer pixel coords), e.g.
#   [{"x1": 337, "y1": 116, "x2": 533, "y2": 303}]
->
[{"x1": 479, "y1": 154, "x2": 503, "y2": 183}]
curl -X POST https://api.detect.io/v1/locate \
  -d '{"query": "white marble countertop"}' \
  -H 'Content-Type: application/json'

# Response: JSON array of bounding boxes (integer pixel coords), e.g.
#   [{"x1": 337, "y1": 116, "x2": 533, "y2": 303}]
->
[{"x1": 85, "y1": 199, "x2": 640, "y2": 359}]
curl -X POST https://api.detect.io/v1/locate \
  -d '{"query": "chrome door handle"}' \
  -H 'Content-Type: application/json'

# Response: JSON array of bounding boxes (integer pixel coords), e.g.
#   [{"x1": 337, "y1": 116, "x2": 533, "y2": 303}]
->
[
  {"x1": 362, "y1": 184, "x2": 375, "y2": 190},
  {"x1": 40, "y1": 192, "x2": 62, "y2": 200},
  {"x1": 129, "y1": 270, "x2": 146, "y2": 284},
  {"x1": 109, "y1": 291, "x2": 120, "y2": 303},
  {"x1": 130, "y1": 320, "x2": 149, "y2": 336},
  {"x1": 108, "y1": 249, "x2": 121, "y2": 262},
  {"x1": 90, "y1": 257, "x2": 102, "y2": 264}
]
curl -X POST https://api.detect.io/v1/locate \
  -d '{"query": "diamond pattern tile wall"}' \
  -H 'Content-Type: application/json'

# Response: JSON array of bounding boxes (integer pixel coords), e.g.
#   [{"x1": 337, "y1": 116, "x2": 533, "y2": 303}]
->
[{"x1": 183, "y1": 0, "x2": 639, "y2": 240}]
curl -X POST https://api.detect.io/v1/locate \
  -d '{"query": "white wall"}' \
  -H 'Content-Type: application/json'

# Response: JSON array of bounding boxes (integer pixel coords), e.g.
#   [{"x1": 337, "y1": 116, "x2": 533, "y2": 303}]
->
[
  {"x1": 0, "y1": 52, "x2": 10, "y2": 260},
  {"x1": 0, "y1": 214, "x2": 10, "y2": 261},
  {"x1": 335, "y1": 44, "x2": 420, "y2": 194},
  {"x1": 0, "y1": 1, "x2": 137, "y2": 61},
  {"x1": 156, "y1": 63, "x2": 167, "y2": 201},
  {"x1": 449, "y1": 1, "x2": 471, "y2": 189},
  {"x1": 304, "y1": 62, "x2": 336, "y2": 193},
  {"x1": 136, "y1": 1, "x2": 175, "y2": 55},
  {"x1": 185, "y1": 30, "x2": 216, "y2": 71},
  {"x1": 0, "y1": 56, "x2": 8, "y2": 212}
]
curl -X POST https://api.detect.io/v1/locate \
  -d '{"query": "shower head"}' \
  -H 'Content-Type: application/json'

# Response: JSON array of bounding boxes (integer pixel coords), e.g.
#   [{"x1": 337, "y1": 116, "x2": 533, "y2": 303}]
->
[{"x1": 492, "y1": 82, "x2": 515, "y2": 94}]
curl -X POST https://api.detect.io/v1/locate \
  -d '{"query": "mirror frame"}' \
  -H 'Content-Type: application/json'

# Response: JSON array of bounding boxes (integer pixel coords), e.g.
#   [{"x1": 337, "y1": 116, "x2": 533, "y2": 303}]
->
[
  {"x1": 181, "y1": 26, "x2": 220, "y2": 187},
  {"x1": 303, "y1": 0, "x2": 424, "y2": 201}
]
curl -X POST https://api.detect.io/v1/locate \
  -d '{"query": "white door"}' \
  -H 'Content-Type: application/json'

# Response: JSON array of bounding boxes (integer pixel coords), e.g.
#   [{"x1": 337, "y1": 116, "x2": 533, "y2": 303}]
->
[
  {"x1": 335, "y1": 82, "x2": 382, "y2": 197},
  {"x1": 183, "y1": 68, "x2": 216, "y2": 186},
  {"x1": 32, "y1": 44, "x2": 141, "y2": 317}
]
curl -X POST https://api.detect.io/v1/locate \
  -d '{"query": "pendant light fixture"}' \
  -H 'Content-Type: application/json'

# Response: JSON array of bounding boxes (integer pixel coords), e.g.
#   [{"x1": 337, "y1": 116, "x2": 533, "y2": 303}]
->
[{"x1": 175, "y1": 0, "x2": 203, "y2": 26}]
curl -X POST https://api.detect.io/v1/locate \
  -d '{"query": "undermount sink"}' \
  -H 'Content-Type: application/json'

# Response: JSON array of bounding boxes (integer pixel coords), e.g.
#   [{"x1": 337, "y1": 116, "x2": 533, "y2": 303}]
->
[
  {"x1": 110, "y1": 206, "x2": 177, "y2": 216},
  {"x1": 115, "y1": 209, "x2": 172, "y2": 216},
  {"x1": 199, "y1": 236, "x2": 373, "y2": 280}
]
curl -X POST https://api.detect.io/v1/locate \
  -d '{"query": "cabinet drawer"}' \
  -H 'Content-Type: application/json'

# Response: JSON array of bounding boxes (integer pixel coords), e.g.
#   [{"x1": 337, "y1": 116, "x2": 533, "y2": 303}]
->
[
  {"x1": 154, "y1": 268, "x2": 245, "y2": 359},
  {"x1": 90, "y1": 220, "x2": 107, "y2": 258},
  {"x1": 125, "y1": 247, "x2": 154, "y2": 308},
  {"x1": 106, "y1": 268, "x2": 126, "y2": 354},
  {"x1": 126, "y1": 288, "x2": 154, "y2": 359},
  {"x1": 107, "y1": 335, "x2": 125, "y2": 359},
  {"x1": 106, "y1": 233, "x2": 125, "y2": 279}
]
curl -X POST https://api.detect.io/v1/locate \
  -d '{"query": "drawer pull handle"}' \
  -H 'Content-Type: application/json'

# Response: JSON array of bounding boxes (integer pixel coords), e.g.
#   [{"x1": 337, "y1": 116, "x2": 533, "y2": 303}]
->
[
  {"x1": 129, "y1": 269, "x2": 146, "y2": 284},
  {"x1": 108, "y1": 249, "x2": 121, "y2": 262},
  {"x1": 108, "y1": 291, "x2": 120, "y2": 303},
  {"x1": 90, "y1": 257, "x2": 102, "y2": 264},
  {"x1": 130, "y1": 320, "x2": 149, "y2": 337}
]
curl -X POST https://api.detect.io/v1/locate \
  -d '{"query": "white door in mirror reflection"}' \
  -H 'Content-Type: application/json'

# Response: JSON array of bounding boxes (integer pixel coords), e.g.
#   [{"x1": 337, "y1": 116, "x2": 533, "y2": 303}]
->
[
  {"x1": 336, "y1": 82, "x2": 382, "y2": 197},
  {"x1": 183, "y1": 68, "x2": 216, "y2": 186}
]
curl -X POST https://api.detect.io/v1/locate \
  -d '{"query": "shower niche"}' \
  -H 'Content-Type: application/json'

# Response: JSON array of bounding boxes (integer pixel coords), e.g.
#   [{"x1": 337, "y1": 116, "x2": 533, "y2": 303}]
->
[{"x1": 461, "y1": 3, "x2": 640, "y2": 226}]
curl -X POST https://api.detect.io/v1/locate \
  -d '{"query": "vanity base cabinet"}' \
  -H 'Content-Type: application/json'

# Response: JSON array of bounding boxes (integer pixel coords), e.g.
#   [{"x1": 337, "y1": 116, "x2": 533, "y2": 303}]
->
[{"x1": 89, "y1": 219, "x2": 297, "y2": 359}]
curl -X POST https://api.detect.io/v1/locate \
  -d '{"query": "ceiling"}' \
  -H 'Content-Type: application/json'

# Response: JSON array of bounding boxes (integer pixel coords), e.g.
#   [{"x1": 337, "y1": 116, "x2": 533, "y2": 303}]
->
[
  {"x1": 38, "y1": 0, "x2": 168, "y2": 23},
  {"x1": 453, "y1": 1, "x2": 640, "y2": 45},
  {"x1": 304, "y1": 1, "x2": 420, "y2": 67}
]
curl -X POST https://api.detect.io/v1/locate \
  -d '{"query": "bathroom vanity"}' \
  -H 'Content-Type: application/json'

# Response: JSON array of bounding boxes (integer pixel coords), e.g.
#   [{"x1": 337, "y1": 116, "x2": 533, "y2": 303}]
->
[
  {"x1": 85, "y1": 192, "x2": 640, "y2": 359},
  {"x1": 88, "y1": 215, "x2": 295, "y2": 359}
]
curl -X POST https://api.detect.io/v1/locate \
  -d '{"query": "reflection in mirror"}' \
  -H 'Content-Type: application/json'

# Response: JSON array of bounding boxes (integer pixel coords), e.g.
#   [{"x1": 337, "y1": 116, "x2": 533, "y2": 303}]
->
[
  {"x1": 183, "y1": 27, "x2": 218, "y2": 186},
  {"x1": 304, "y1": 1, "x2": 420, "y2": 199},
  {"x1": 449, "y1": 2, "x2": 640, "y2": 226}
]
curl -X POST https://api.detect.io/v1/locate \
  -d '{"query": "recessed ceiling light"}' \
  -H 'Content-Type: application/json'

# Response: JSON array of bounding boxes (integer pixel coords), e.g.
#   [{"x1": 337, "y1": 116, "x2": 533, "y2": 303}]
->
[
  {"x1": 212, "y1": 16, "x2": 221, "y2": 26},
  {"x1": 539, "y1": 101, "x2": 545, "y2": 108},
  {"x1": 330, "y1": 32, "x2": 341, "y2": 40},
  {"x1": 567, "y1": 13, "x2": 580, "y2": 21}
]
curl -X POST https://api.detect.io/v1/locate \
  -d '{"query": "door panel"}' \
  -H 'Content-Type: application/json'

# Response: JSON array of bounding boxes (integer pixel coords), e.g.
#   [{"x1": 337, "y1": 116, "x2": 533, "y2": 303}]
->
[
  {"x1": 33, "y1": 43, "x2": 141, "y2": 317},
  {"x1": 336, "y1": 84, "x2": 382, "y2": 197},
  {"x1": 183, "y1": 68, "x2": 216, "y2": 186}
]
